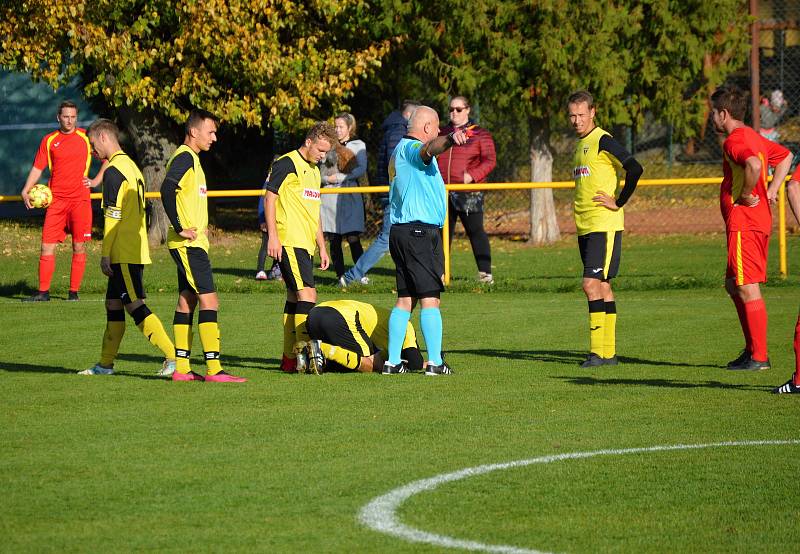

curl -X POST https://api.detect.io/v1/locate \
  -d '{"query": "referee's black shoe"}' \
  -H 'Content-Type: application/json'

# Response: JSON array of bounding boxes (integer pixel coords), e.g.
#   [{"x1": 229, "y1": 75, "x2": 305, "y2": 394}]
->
[
  {"x1": 382, "y1": 360, "x2": 409, "y2": 374},
  {"x1": 580, "y1": 353, "x2": 605, "y2": 368},
  {"x1": 425, "y1": 361, "x2": 453, "y2": 376}
]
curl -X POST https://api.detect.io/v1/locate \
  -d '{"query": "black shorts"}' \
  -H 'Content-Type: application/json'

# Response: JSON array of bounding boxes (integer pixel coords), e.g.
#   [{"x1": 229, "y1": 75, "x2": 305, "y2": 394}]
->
[
  {"x1": 389, "y1": 223, "x2": 444, "y2": 298},
  {"x1": 106, "y1": 263, "x2": 146, "y2": 304},
  {"x1": 578, "y1": 230, "x2": 622, "y2": 280},
  {"x1": 277, "y1": 246, "x2": 315, "y2": 292},
  {"x1": 169, "y1": 246, "x2": 216, "y2": 294},
  {"x1": 306, "y1": 306, "x2": 376, "y2": 371}
]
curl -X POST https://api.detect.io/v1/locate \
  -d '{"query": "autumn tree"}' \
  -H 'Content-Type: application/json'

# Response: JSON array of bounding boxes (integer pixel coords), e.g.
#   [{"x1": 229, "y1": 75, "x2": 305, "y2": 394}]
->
[
  {"x1": 372, "y1": 0, "x2": 750, "y2": 244},
  {"x1": 0, "y1": 0, "x2": 388, "y2": 242}
]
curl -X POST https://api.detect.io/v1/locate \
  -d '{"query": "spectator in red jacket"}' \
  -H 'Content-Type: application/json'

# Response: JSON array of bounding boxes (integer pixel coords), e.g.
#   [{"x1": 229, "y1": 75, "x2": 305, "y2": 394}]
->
[{"x1": 437, "y1": 95, "x2": 497, "y2": 284}]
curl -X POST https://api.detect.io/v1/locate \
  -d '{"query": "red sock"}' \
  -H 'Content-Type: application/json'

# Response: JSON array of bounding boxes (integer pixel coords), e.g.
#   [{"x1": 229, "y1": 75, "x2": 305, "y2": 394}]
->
[
  {"x1": 70, "y1": 252, "x2": 87, "y2": 293},
  {"x1": 732, "y1": 295, "x2": 751, "y2": 353},
  {"x1": 793, "y1": 313, "x2": 800, "y2": 385},
  {"x1": 744, "y1": 299, "x2": 768, "y2": 362},
  {"x1": 38, "y1": 254, "x2": 55, "y2": 292}
]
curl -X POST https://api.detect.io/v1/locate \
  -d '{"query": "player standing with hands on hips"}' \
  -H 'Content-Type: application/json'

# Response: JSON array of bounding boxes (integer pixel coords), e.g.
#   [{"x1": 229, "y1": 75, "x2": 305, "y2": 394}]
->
[
  {"x1": 20, "y1": 100, "x2": 106, "y2": 302},
  {"x1": 568, "y1": 91, "x2": 643, "y2": 368},
  {"x1": 162, "y1": 110, "x2": 246, "y2": 383},
  {"x1": 710, "y1": 85, "x2": 793, "y2": 372},
  {"x1": 382, "y1": 106, "x2": 470, "y2": 375}
]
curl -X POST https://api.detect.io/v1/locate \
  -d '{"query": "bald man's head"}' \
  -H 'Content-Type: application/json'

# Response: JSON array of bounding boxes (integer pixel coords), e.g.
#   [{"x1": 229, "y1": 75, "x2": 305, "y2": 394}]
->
[{"x1": 407, "y1": 105, "x2": 440, "y2": 143}]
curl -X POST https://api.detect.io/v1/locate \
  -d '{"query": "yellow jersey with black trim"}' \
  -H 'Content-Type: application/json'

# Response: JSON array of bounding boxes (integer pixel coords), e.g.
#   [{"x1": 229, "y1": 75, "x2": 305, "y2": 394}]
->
[
  {"x1": 572, "y1": 127, "x2": 624, "y2": 235},
  {"x1": 165, "y1": 145, "x2": 209, "y2": 251},
  {"x1": 318, "y1": 300, "x2": 418, "y2": 351},
  {"x1": 265, "y1": 150, "x2": 322, "y2": 253},
  {"x1": 101, "y1": 150, "x2": 150, "y2": 264}
]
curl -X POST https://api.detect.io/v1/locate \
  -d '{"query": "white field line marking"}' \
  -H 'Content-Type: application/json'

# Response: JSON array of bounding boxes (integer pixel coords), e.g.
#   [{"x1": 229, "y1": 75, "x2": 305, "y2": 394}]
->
[{"x1": 359, "y1": 440, "x2": 800, "y2": 554}]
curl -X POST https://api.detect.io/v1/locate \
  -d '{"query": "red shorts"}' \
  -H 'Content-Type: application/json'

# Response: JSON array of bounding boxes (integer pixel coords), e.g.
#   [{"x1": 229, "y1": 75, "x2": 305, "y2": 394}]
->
[
  {"x1": 42, "y1": 198, "x2": 93, "y2": 244},
  {"x1": 726, "y1": 230, "x2": 769, "y2": 285}
]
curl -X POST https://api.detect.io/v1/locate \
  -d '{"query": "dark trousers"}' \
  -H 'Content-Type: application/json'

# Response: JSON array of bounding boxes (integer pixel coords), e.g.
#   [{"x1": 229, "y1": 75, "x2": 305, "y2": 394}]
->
[
  {"x1": 328, "y1": 233, "x2": 364, "y2": 278},
  {"x1": 448, "y1": 208, "x2": 492, "y2": 274},
  {"x1": 257, "y1": 231, "x2": 278, "y2": 272}
]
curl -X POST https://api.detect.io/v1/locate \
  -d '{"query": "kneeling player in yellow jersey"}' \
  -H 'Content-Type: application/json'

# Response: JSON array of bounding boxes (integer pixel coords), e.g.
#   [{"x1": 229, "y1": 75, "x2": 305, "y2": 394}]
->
[
  {"x1": 79, "y1": 119, "x2": 176, "y2": 376},
  {"x1": 568, "y1": 91, "x2": 643, "y2": 368},
  {"x1": 298, "y1": 300, "x2": 424, "y2": 374}
]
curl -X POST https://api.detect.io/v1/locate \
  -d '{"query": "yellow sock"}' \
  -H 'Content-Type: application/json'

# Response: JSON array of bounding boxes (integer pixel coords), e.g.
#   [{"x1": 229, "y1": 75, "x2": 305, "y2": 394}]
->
[
  {"x1": 283, "y1": 301, "x2": 296, "y2": 359},
  {"x1": 588, "y1": 299, "x2": 605, "y2": 356},
  {"x1": 603, "y1": 301, "x2": 617, "y2": 359},
  {"x1": 320, "y1": 342, "x2": 360, "y2": 370},
  {"x1": 199, "y1": 310, "x2": 222, "y2": 375},
  {"x1": 173, "y1": 311, "x2": 193, "y2": 373},
  {"x1": 295, "y1": 301, "x2": 314, "y2": 345},
  {"x1": 132, "y1": 306, "x2": 176, "y2": 360},
  {"x1": 99, "y1": 310, "x2": 126, "y2": 367}
]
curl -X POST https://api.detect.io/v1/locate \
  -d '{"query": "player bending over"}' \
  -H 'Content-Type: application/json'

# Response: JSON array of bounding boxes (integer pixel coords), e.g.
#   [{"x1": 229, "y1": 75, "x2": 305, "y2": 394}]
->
[{"x1": 298, "y1": 300, "x2": 423, "y2": 374}]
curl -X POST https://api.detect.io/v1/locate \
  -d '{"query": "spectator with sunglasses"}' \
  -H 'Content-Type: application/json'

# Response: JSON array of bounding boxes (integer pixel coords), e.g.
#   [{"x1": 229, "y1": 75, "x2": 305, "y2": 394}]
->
[{"x1": 437, "y1": 95, "x2": 497, "y2": 284}]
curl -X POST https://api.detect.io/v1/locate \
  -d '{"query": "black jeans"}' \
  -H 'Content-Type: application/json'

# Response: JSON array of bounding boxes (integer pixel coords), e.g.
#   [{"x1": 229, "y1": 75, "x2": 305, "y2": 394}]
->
[
  {"x1": 447, "y1": 208, "x2": 492, "y2": 274},
  {"x1": 327, "y1": 232, "x2": 364, "y2": 278}
]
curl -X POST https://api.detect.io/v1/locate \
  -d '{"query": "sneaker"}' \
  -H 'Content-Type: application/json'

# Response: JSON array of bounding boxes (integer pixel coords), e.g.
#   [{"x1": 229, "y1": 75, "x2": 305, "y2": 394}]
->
[
  {"x1": 158, "y1": 359, "x2": 176, "y2": 377},
  {"x1": 580, "y1": 353, "x2": 605, "y2": 368},
  {"x1": 425, "y1": 361, "x2": 453, "y2": 376},
  {"x1": 726, "y1": 349, "x2": 750, "y2": 369},
  {"x1": 382, "y1": 361, "x2": 409, "y2": 374},
  {"x1": 359, "y1": 276, "x2": 370, "y2": 285},
  {"x1": 305, "y1": 340, "x2": 326, "y2": 375},
  {"x1": 172, "y1": 370, "x2": 205, "y2": 381},
  {"x1": 267, "y1": 265, "x2": 283, "y2": 280},
  {"x1": 255, "y1": 270, "x2": 268, "y2": 280},
  {"x1": 603, "y1": 355, "x2": 619, "y2": 365},
  {"x1": 338, "y1": 276, "x2": 348, "y2": 288},
  {"x1": 78, "y1": 363, "x2": 114, "y2": 375},
  {"x1": 772, "y1": 376, "x2": 800, "y2": 394},
  {"x1": 66, "y1": 291, "x2": 79, "y2": 301},
  {"x1": 727, "y1": 355, "x2": 771, "y2": 371},
  {"x1": 478, "y1": 271, "x2": 494, "y2": 284},
  {"x1": 22, "y1": 291, "x2": 50, "y2": 302},
  {"x1": 281, "y1": 354, "x2": 298, "y2": 373},
  {"x1": 205, "y1": 371, "x2": 247, "y2": 383}
]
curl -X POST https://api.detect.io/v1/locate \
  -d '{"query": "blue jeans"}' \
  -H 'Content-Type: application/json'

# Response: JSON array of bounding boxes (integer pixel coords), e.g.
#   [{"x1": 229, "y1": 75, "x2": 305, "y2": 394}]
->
[{"x1": 343, "y1": 205, "x2": 390, "y2": 283}]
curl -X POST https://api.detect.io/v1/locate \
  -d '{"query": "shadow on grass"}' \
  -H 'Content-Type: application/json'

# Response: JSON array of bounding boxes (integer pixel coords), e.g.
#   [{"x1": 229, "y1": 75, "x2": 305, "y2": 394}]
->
[
  {"x1": 554, "y1": 375, "x2": 773, "y2": 392},
  {"x1": 446, "y1": 348, "x2": 720, "y2": 369},
  {"x1": 0, "y1": 280, "x2": 36, "y2": 299},
  {"x1": 0, "y1": 361, "x2": 76, "y2": 374},
  {"x1": 115, "y1": 352, "x2": 282, "y2": 371}
]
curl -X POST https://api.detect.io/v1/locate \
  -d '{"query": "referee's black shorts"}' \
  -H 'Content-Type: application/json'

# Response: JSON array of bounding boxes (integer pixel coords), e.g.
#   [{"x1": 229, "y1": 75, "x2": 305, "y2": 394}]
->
[
  {"x1": 389, "y1": 222, "x2": 444, "y2": 299},
  {"x1": 106, "y1": 263, "x2": 146, "y2": 304},
  {"x1": 169, "y1": 246, "x2": 216, "y2": 294},
  {"x1": 578, "y1": 230, "x2": 622, "y2": 281}
]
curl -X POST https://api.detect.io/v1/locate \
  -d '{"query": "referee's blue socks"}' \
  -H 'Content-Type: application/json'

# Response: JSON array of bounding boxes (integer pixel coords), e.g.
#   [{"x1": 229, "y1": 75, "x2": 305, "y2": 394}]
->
[
  {"x1": 388, "y1": 307, "x2": 411, "y2": 365},
  {"x1": 420, "y1": 307, "x2": 443, "y2": 365}
]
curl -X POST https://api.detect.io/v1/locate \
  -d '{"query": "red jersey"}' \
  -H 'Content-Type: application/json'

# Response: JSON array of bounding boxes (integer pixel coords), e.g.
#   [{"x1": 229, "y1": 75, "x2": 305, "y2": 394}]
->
[
  {"x1": 791, "y1": 164, "x2": 800, "y2": 183},
  {"x1": 720, "y1": 126, "x2": 790, "y2": 234},
  {"x1": 33, "y1": 128, "x2": 92, "y2": 201}
]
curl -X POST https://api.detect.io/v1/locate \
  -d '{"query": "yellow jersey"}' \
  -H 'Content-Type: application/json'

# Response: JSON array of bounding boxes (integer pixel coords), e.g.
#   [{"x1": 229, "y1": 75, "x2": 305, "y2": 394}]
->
[
  {"x1": 164, "y1": 145, "x2": 210, "y2": 251},
  {"x1": 101, "y1": 150, "x2": 150, "y2": 264},
  {"x1": 266, "y1": 150, "x2": 322, "y2": 253},
  {"x1": 572, "y1": 127, "x2": 624, "y2": 235},
  {"x1": 317, "y1": 300, "x2": 418, "y2": 351}
]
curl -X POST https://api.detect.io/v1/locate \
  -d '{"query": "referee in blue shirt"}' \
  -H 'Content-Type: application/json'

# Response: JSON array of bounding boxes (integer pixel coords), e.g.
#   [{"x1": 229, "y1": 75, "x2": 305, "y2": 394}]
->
[{"x1": 383, "y1": 106, "x2": 470, "y2": 375}]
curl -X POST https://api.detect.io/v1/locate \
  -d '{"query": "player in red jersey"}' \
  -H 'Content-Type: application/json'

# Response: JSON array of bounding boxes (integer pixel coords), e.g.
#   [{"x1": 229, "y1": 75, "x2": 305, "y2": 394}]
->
[
  {"x1": 20, "y1": 101, "x2": 106, "y2": 302},
  {"x1": 710, "y1": 86, "x2": 793, "y2": 371},
  {"x1": 773, "y1": 164, "x2": 800, "y2": 393}
]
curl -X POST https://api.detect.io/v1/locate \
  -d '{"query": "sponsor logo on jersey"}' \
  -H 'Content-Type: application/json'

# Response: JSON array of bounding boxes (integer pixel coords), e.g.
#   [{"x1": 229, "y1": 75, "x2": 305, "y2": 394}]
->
[
  {"x1": 573, "y1": 166, "x2": 590, "y2": 178},
  {"x1": 583, "y1": 146, "x2": 590, "y2": 155},
  {"x1": 199, "y1": 185, "x2": 207, "y2": 196},
  {"x1": 303, "y1": 188, "x2": 321, "y2": 201}
]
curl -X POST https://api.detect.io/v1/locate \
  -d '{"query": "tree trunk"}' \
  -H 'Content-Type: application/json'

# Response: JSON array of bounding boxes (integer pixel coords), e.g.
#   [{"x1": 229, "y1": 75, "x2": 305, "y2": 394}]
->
[
  {"x1": 118, "y1": 108, "x2": 178, "y2": 245},
  {"x1": 528, "y1": 116, "x2": 560, "y2": 245}
]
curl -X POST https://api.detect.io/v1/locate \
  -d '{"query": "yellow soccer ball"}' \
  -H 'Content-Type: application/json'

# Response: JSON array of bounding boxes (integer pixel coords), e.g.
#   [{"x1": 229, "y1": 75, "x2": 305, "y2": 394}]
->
[{"x1": 29, "y1": 184, "x2": 53, "y2": 209}]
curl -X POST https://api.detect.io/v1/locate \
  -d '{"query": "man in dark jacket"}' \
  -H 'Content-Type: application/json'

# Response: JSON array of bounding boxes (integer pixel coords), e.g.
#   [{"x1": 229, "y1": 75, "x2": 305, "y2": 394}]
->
[
  {"x1": 438, "y1": 95, "x2": 497, "y2": 284},
  {"x1": 341, "y1": 100, "x2": 419, "y2": 286}
]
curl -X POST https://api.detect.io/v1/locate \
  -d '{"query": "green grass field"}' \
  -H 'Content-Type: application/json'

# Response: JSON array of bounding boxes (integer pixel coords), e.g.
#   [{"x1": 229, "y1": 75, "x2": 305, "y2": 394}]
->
[{"x1": 1, "y1": 221, "x2": 799, "y2": 553}]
